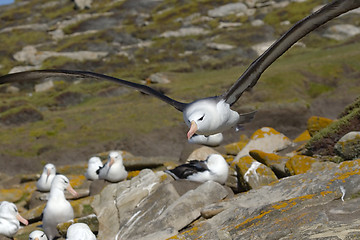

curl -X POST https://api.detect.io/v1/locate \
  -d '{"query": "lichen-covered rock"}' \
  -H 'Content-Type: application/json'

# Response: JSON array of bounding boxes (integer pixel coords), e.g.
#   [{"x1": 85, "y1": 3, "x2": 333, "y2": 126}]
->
[
  {"x1": 187, "y1": 146, "x2": 220, "y2": 161},
  {"x1": 233, "y1": 127, "x2": 293, "y2": 162},
  {"x1": 307, "y1": 116, "x2": 334, "y2": 136},
  {"x1": 170, "y1": 159, "x2": 360, "y2": 239},
  {"x1": 224, "y1": 134, "x2": 249, "y2": 155},
  {"x1": 293, "y1": 130, "x2": 311, "y2": 143},
  {"x1": 233, "y1": 156, "x2": 278, "y2": 192},
  {"x1": 249, "y1": 150, "x2": 290, "y2": 178},
  {"x1": 334, "y1": 131, "x2": 360, "y2": 160},
  {"x1": 285, "y1": 155, "x2": 319, "y2": 175},
  {"x1": 304, "y1": 108, "x2": 360, "y2": 157},
  {"x1": 0, "y1": 188, "x2": 24, "y2": 202}
]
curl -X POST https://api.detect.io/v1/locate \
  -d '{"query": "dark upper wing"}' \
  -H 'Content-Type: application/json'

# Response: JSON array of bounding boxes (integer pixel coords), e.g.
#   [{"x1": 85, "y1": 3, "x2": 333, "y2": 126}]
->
[
  {"x1": 0, "y1": 69, "x2": 187, "y2": 112},
  {"x1": 166, "y1": 160, "x2": 209, "y2": 179},
  {"x1": 221, "y1": 0, "x2": 360, "y2": 106}
]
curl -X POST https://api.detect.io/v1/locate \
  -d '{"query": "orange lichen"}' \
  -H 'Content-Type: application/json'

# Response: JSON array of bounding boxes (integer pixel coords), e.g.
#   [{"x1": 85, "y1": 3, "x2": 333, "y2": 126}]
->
[
  {"x1": 127, "y1": 170, "x2": 141, "y2": 180},
  {"x1": 293, "y1": 130, "x2": 311, "y2": 143},
  {"x1": 307, "y1": 116, "x2": 333, "y2": 136},
  {"x1": 285, "y1": 155, "x2": 317, "y2": 175},
  {"x1": 69, "y1": 175, "x2": 86, "y2": 188},
  {"x1": 234, "y1": 210, "x2": 272, "y2": 229}
]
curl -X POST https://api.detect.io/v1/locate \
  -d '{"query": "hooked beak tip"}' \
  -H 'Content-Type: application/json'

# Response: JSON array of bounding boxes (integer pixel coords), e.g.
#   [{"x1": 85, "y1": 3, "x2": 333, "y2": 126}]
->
[{"x1": 187, "y1": 121, "x2": 198, "y2": 140}]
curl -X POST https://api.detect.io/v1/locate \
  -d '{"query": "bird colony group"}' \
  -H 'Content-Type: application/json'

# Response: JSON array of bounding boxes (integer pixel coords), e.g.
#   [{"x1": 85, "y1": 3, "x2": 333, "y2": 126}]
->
[{"x1": 0, "y1": 0, "x2": 359, "y2": 239}]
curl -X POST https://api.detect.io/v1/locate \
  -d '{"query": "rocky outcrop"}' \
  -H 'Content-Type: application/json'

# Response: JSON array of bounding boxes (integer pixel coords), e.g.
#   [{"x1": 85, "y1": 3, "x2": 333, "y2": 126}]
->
[{"x1": 2, "y1": 106, "x2": 360, "y2": 239}]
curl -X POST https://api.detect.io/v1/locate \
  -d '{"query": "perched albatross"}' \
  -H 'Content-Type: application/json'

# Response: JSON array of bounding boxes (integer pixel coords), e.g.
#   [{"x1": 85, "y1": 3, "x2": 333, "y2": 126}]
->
[
  {"x1": 42, "y1": 174, "x2": 78, "y2": 240},
  {"x1": 66, "y1": 223, "x2": 96, "y2": 240},
  {"x1": 0, "y1": 0, "x2": 359, "y2": 143},
  {"x1": 0, "y1": 201, "x2": 28, "y2": 238},
  {"x1": 85, "y1": 156, "x2": 103, "y2": 181},
  {"x1": 165, "y1": 154, "x2": 229, "y2": 184},
  {"x1": 36, "y1": 163, "x2": 57, "y2": 192},
  {"x1": 29, "y1": 230, "x2": 48, "y2": 240},
  {"x1": 96, "y1": 151, "x2": 128, "y2": 182}
]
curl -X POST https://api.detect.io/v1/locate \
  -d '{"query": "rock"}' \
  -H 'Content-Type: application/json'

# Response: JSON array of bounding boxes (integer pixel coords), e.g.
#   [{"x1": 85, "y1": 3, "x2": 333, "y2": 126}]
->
[
  {"x1": 118, "y1": 180, "x2": 229, "y2": 240},
  {"x1": 187, "y1": 146, "x2": 220, "y2": 161},
  {"x1": 208, "y1": 3, "x2": 248, "y2": 17},
  {"x1": 323, "y1": 24, "x2": 360, "y2": 41},
  {"x1": 233, "y1": 155, "x2": 278, "y2": 192},
  {"x1": 224, "y1": 135, "x2": 249, "y2": 155},
  {"x1": 251, "y1": 41, "x2": 274, "y2": 56},
  {"x1": 92, "y1": 169, "x2": 171, "y2": 239},
  {"x1": 73, "y1": 0, "x2": 93, "y2": 10},
  {"x1": 146, "y1": 72, "x2": 170, "y2": 84},
  {"x1": 251, "y1": 19, "x2": 264, "y2": 27},
  {"x1": 307, "y1": 116, "x2": 334, "y2": 136},
  {"x1": 293, "y1": 130, "x2": 311, "y2": 143},
  {"x1": 249, "y1": 150, "x2": 290, "y2": 178},
  {"x1": 160, "y1": 27, "x2": 210, "y2": 38},
  {"x1": 233, "y1": 127, "x2": 293, "y2": 162},
  {"x1": 334, "y1": 131, "x2": 360, "y2": 160},
  {"x1": 206, "y1": 42, "x2": 235, "y2": 50},
  {"x1": 8, "y1": 65, "x2": 41, "y2": 74},
  {"x1": 0, "y1": 188, "x2": 24, "y2": 202},
  {"x1": 304, "y1": 108, "x2": 360, "y2": 157},
  {"x1": 171, "y1": 159, "x2": 360, "y2": 239},
  {"x1": 13, "y1": 45, "x2": 108, "y2": 66},
  {"x1": 218, "y1": 22, "x2": 242, "y2": 29},
  {"x1": 285, "y1": 155, "x2": 319, "y2": 175},
  {"x1": 5, "y1": 85, "x2": 19, "y2": 93},
  {"x1": 35, "y1": 80, "x2": 54, "y2": 92}
]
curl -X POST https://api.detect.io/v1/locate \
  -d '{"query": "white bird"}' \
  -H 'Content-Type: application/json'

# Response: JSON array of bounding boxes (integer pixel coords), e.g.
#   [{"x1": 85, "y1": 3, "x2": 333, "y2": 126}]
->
[
  {"x1": 66, "y1": 223, "x2": 96, "y2": 240},
  {"x1": 36, "y1": 163, "x2": 57, "y2": 192},
  {"x1": 29, "y1": 230, "x2": 48, "y2": 240},
  {"x1": 42, "y1": 175, "x2": 78, "y2": 240},
  {"x1": 97, "y1": 151, "x2": 128, "y2": 182},
  {"x1": 0, "y1": 0, "x2": 359, "y2": 144},
  {"x1": 165, "y1": 154, "x2": 229, "y2": 184},
  {"x1": 85, "y1": 157, "x2": 103, "y2": 180},
  {"x1": 0, "y1": 201, "x2": 28, "y2": 238}
]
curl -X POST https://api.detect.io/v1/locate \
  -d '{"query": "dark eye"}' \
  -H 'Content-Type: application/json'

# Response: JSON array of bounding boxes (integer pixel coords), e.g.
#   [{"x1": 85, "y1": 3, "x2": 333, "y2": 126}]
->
[
  {"x1": 64, "y1": 180, "x2": 68, "y2": 184},
  {"x1": 198, "y1": 115, "x2": 205, "y2": 121},
  {"x1": 41, "y1": 233, "x2": 45, "y2": 237}
]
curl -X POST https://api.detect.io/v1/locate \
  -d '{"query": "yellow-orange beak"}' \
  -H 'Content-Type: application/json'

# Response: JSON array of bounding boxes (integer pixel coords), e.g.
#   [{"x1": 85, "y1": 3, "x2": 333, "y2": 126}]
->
[
  {"x1": 16, "y1": 214, "x2": 28, "y2": 226},
  {"x1": 67, "y1": 185, "x2": 79, "y2": 198},
  {"x1": 187, "y1": 121, "x2": 198, "y2": 139}
]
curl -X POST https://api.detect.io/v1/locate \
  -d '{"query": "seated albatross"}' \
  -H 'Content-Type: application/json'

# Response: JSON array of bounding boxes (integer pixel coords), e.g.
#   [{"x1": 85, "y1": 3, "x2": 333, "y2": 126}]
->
[{"x1": 0, "y1": 0, "x2": 359, "y2": 144}]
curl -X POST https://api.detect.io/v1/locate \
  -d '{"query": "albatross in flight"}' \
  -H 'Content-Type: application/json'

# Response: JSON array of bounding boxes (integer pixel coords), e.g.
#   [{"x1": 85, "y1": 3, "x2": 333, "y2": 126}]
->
[{"x1": 0, "y1": 0, "x2": 359, "y2": 142}]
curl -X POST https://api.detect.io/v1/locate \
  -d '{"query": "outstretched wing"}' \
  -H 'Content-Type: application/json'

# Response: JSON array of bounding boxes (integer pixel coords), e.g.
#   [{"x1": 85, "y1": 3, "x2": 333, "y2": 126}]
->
[
  {"x1": 0, "y1": 69, "x2": 187, "y2": 112},
  {"x1": 221, "y1": 0, "x2": 360, "y2": 106}
]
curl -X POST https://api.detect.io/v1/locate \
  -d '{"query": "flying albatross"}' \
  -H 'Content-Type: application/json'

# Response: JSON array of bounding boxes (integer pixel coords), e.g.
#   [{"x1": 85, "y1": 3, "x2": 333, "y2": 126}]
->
[{"x1": 0, "y1": 0, "x2": 359, "y2": 143}]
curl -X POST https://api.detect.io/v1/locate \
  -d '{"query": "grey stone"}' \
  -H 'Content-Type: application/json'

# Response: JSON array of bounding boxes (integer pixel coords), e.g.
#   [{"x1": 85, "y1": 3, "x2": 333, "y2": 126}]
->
[
  {"x1": 334, "y1": 131, "x2": 360, "y2": 160},
  {"x1": 208, "y1": 3, "x2": 248, "y2": 17}
]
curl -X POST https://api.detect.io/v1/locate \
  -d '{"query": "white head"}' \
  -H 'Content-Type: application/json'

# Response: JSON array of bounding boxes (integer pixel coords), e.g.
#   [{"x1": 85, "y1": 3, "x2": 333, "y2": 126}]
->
[
  {"x1": 183, "y1": 98, "x2": 239, "y2": 139},
  {"x1": 50, "y1": 175, "x2": 78, "y2": 197},
  {"x1": 108, "y1": 151, "x2": 123, "y2": 167},
  {"x1": 0, "y1": 201, "x2": 28, "y2": 226},
  {"x1": 183, "y1": 98, "x2": 219, "y2": 139},
  {"x1": 88, "y1": 157, "x2": 102, "y2": 166},
  {"x1": 29, "y1": 230, "x2": 48, "y2": 240},
  {"x1": 205, "y1": 154, "x2": 229, "y2": 184},
  {"x1": 42, "y1": 163, "x2": 56, "y2": 181}
]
